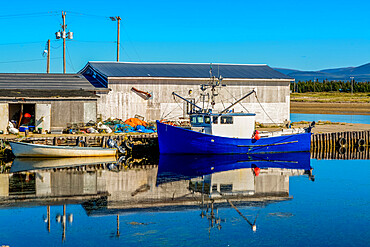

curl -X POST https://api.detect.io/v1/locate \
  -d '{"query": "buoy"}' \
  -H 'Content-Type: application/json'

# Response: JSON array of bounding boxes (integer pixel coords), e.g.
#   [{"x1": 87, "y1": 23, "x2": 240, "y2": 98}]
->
[
  {"x1": 253, "y1": 130, "x2": 260, "y2": 140},
  {"x1": 254, "y1": 167, "x2": 260, "y2": 176}
]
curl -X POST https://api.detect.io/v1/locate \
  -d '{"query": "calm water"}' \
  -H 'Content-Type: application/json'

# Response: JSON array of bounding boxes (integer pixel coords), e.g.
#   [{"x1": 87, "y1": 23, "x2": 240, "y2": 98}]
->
[
  {"x1": 291, "y1": 113, "x2": 370, "y2": 124},
  {"x1": 0, "y1": 153, "x2": 369, "y2": 247}
]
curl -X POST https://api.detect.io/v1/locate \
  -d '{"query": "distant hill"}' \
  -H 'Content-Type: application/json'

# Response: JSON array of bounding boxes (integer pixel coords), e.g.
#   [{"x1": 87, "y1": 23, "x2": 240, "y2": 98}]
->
[{"x1": 274, "y1": 63, "x2": 370, "y2": 82}]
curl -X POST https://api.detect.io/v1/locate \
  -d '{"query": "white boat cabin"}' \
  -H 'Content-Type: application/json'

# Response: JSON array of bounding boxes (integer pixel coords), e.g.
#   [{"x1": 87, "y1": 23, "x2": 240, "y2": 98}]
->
[{"x1": 189, "y1": 113, "x2": 256, "y2": 138}]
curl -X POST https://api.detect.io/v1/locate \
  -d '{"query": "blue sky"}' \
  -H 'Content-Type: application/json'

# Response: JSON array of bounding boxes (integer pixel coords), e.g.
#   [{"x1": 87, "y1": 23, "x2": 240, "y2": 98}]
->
[{"x1": 0, "y1": 0, "x2": 369, "y2": 73}]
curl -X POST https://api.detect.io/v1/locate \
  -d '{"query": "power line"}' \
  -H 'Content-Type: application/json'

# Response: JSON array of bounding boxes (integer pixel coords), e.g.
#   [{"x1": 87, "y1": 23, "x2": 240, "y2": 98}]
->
[
  {"x1": 123, "y1": 29, "x2": 142, "y2": 61},
  {"x1": 64, "y1": 11, "x2": 112, "y2": 20},
  {"x1": 0, "y1": 11, "x2": 59, "y2": 19},
  {"x1": 71, "y1": 40, "x2": 115, "y2": 44},
  {"x1": 66, "y1": 46, "x2": 75, "y2": 71},
  {"x1": 0, "y1": 41, "x2": 44, "y2": 46},
  {"x1": 0, "y1": 57, "x2": 61, "y2": 64}
]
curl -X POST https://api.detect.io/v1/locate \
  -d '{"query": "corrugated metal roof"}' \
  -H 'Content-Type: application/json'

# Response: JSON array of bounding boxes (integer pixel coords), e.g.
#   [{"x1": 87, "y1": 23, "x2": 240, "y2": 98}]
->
[
  {"x1": 81, "y1": 62, "x2": 293, "y2": 80},
  {"x1": 0, "y1": 73, "x2": 98, "y2": 90},
  {"x1": 0, "y1": 89, "x2": 98, "y2": 98}
]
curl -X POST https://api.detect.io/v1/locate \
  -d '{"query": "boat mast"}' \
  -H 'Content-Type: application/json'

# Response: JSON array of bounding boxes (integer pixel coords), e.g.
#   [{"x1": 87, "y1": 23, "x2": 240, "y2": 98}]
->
[{"x1": 172, "y1": 92, "x2": 203, "y2": 113}]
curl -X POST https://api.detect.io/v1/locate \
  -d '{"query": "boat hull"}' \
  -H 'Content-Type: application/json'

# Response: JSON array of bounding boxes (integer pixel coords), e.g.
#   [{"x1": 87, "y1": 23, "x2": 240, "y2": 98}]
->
[
  {"x1": 9, "y1": 142, "x2": 117, "y2": 158},
  {"x1": 157, "y1": 121, "x2": 311, "y2": 154}
]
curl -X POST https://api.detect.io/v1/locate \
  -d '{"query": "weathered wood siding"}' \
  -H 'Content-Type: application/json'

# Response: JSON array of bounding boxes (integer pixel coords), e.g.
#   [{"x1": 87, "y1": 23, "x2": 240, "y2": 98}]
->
[
  {"x1": 96, "y1": 78, "x2": 290, "y2": 124},
  {"x1": 0, "y1": 99, "x2": 97, "y2": 131}
]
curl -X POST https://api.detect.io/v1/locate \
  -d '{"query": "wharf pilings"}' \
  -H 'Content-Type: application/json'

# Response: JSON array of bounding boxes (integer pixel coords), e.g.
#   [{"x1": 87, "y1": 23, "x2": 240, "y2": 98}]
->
[{"x1": 311, "y1": 130, "x2": 370, "y2": 160}]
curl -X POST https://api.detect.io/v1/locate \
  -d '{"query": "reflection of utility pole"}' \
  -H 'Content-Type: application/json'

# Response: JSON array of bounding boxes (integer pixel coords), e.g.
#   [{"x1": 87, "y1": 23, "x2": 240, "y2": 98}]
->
[
  {"x1": 47, "y1": 206, "x2": 50, "y2": 232},
  {"x1": 62, "y1": 204, "x2": 66, "y2": 242},
  {"x1": 116, "y1": 214, "x2": 120, "y2": 237}
]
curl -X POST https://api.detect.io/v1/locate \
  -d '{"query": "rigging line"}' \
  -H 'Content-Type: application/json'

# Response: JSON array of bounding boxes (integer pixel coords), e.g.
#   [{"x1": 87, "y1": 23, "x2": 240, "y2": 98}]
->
[
  {"x1": 224, "y1": 87, "x2": 250, "y2": 113},
  {"x1": 0, "y1": 57, "x2": 61, "y2": 64},
  {"x1": 161, "y1": 96, "x2": 183, "y2": 120},
  {"x1": 255, "y1": 94, "x2": 277, "y2": 125},
  {"x1": 66, "y1": 46, "x2": 75, "y2": 71},
  {"x1": 160, "y1": 101, "x2": 170, "y2": 120}
]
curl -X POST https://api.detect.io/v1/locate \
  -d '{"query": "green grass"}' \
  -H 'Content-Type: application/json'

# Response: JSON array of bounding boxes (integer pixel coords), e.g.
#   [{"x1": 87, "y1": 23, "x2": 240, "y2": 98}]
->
[{"x1": 291, "y1": 92, "x2": 370, "y2": 103}]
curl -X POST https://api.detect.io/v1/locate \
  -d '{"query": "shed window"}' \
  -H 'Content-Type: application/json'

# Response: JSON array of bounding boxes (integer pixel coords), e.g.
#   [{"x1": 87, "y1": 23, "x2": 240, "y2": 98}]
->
[{"x1": 221, "y1": 116, "x2": 233, "y2": 124}]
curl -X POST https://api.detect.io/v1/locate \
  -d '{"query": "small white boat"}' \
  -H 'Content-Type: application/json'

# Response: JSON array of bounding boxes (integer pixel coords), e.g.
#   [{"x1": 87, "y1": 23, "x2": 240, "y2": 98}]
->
[{"x1": 9, "y1": 141, "x2": 117, "y2": 158}]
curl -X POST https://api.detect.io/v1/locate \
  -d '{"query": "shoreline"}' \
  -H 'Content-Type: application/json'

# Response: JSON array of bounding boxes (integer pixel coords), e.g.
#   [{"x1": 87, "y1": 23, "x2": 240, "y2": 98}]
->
[{"x1": 290, "y1": 102, "x2": 370, "y2": 116}]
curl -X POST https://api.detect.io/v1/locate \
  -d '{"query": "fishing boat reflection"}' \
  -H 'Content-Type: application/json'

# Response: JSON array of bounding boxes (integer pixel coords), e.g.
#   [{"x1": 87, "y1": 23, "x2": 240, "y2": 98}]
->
[{"x1": 156, "y1": 152, "x2": 311, "y2": 232}]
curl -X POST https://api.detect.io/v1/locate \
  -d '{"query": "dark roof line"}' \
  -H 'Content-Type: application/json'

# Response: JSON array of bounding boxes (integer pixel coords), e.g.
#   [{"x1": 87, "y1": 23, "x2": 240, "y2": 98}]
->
[{"x1": 81, "y1": 61, "x2": 293, "y2": 80}]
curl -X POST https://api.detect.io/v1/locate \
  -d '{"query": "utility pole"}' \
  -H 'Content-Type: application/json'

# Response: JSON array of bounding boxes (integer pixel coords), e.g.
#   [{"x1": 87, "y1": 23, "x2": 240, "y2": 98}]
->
[
  {"x1": 47, "y1": 39, "x2": 50, "y2": 73},
  {"x1": 55, "y1": 11, "x2": 73, "y2": 73},
  {"x1": 117, "y1": 16, "x2": 121, "y2": 62},
  {"x1": 110, "y1": 16, "x2": 122, "y2": 62},
  {"x1": 350, "y1": 77, "x2": 354, "y2": 94},
  {"x1": 62, "y1": 11, "x2": 66, "y2": 73}
]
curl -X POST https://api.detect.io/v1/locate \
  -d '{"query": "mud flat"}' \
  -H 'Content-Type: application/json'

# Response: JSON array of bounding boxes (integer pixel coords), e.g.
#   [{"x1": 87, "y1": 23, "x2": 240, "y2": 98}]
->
[{"x1": 291, "y1": 102, "x2": 370, "y2": 115}]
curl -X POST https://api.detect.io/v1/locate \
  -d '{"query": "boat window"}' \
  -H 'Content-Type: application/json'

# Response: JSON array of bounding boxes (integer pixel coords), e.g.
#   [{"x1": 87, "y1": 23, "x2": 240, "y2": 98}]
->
[
  {"x1": 204, "y1": 116, "x2": 211, "y2": 124},
  {"x1": 221, "y1": 116, "x2": 233, "y2": 124},
  {"x1": 190, "y1": 116, "x2": 197, "y2": 124},
  {"x1": 220, "y1": 184, "x2": 233, "y2": 192},
  {"x1": 212, "y1": 116, "x2": 218, "y2": 124},
  {"x1": 212, "y1": 184, "x2": 218, "y2": 192},
  {"x1": 197, "y1": 116, "x2": 204, "y2": 123}
]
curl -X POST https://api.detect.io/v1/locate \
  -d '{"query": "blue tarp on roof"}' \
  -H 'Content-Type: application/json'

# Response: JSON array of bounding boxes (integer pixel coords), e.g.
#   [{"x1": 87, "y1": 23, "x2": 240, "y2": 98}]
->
[{"x1": 80, "y1": 62, "x2": 292, "y2": 80}]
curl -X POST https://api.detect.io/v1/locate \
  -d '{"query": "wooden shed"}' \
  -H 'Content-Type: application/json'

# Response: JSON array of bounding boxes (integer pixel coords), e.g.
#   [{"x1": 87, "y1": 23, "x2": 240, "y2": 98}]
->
[
  {"x1": 0, "y1": 73, "x2": 106, "y2": 133},
  {"x1": 80, "y1": 62, "x2": 294, "y2": 124}
]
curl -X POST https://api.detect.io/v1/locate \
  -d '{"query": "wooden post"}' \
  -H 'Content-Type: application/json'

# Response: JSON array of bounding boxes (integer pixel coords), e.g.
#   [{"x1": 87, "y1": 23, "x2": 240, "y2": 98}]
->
[
  {"x1": 62, "y1": 11, "x2": 66, "y2": 74},
  {"x1": 116, "y1": 16, "x2": 121, "y2": 62},
  {"x1": 47, "y1": 39, "x2": 50, "y2": 73}
]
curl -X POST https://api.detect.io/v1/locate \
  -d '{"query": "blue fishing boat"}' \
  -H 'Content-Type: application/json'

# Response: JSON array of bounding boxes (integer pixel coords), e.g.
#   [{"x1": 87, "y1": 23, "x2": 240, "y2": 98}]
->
[
  {"x1": 157, "y1": 71, "x2": 313, "y2": 154},
  {"x1": 157, "y1": 118, "x2": 311, "y2": 154}
]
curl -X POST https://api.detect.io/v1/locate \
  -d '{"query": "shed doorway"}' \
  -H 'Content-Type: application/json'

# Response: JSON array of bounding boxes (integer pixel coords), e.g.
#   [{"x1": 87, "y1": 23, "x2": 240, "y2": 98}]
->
[{"x1": 8, "y1": 103, "x2": 36, "y2": 129}]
